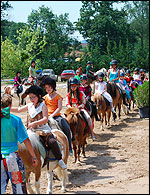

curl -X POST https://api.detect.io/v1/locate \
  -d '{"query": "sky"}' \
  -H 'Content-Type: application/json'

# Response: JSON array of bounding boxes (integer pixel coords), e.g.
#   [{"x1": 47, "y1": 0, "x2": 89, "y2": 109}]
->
[{"x1": 7, "y1": 1, "x2": 124, "y2": 42}]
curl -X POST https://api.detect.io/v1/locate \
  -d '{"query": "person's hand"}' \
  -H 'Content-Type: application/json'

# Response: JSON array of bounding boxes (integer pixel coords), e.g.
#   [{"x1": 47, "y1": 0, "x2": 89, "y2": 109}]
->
[
  {"x1": 28, "y1": 122, "x2": 36, "y2": 129},
  {"x1": 32, "y1": 157, "x2": 38, "y2": 167}
]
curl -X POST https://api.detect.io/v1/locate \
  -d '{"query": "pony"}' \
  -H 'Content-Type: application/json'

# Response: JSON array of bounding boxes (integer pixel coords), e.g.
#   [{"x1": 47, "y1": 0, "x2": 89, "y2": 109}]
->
[
  {"x1": 95, "y1": 68, "x2": 107, "y2": 77},
  {"x1": 64, "y1": 107, "x2": 89, "y2": 163},
  {"x1": 18, "y1": 126, "x2": 69, "y2": 194},
  {"x1": 92, "y1": 93, "x2": 111, "y2": 130},
  {"x1": 106, "y1": 82, "x2": 123, "y2": 119},
  {"x1": 3, "y1": 84, "x2": 29, "y2": 106}
]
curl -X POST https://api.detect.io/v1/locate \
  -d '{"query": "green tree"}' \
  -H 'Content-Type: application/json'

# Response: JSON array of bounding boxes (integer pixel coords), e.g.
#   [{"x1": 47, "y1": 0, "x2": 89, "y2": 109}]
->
[{"x1": 76, "y1": 1, "x2": 136, "y2": 55}]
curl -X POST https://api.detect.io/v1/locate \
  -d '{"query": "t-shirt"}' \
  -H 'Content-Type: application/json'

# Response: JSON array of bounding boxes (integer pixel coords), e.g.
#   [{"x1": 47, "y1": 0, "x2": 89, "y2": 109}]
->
[
  {"x1": 1, "y1": 113, "x2": 28, "y2": 155},
  {"x1": 44, "y1": 94, "x2": 63, "y2": 116},
  {"x1": 79, "y1": 84, "x2": 92, "y2": 98},
  {"x1": 86, "y1": 65, "x2": 92, "y2": 75},
  {"x1": 95, "y1": 81, "x2": 107, "y2": 94},
  {"x1": 29, "y1": 66, "x2": 36, "y2": 77}
]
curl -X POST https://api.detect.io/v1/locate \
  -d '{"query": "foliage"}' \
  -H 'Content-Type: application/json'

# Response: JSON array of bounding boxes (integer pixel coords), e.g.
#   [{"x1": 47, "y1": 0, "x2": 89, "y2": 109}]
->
[{"x1": 133, "y1": 81, "x2": 149, "y2": 108}]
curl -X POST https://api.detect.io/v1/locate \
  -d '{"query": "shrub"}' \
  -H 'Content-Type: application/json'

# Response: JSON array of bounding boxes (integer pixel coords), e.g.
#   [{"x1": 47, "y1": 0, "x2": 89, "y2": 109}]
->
[{"x1": 133, "y1": 81, "x2": 149, "y2": 108}]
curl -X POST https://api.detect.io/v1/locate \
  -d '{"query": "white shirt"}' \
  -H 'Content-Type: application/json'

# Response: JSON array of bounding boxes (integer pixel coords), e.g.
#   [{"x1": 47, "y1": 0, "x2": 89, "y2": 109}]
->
[
  {"x1": 95, "y1": 81, "x2": 107, "y2": 94},
  {"x1": 133, "y1": 74, "x2": 140, "y2": 80}
]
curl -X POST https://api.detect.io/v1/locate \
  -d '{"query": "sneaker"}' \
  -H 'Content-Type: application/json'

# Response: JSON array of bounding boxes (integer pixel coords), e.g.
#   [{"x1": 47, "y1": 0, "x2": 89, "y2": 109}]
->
[
  {"x1": 69, "y1": 149, "x2": 73, "y2": 156},
  {"x1": 91, "y1": 135, "x2": 96, "y2": 141},
  {"x1": 58, "y1": 159, "x2": 67, "y2": 170}
]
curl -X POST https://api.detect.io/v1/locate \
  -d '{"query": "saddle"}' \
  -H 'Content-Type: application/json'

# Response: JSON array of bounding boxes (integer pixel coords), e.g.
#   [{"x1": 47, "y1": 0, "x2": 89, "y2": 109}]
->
[
  {"x1": 33, "y1": 131, "x2": 61, "y2": 169},
  {"x1": 103, "y1": 96, "x2": 110, "y2": 110}
]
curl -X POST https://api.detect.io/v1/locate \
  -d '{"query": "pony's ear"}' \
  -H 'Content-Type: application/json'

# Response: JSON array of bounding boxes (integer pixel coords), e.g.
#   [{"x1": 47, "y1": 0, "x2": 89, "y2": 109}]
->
[
  {"x1": 64, "y1": 113, "x2": 67, "y2": 117},
  {"x1": 21, "y1": 93, "x2": 27, "y2": 99}
]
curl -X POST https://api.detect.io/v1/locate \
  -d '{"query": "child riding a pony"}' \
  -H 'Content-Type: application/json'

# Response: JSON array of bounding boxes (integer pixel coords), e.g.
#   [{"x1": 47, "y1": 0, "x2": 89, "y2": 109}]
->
[
  {"x1": 10, "y1": 85, "x2": 67, "y2": 170},
  {"x1": 42, "y1": 76, "x2": 73, "y2": 156},
  {"x1": 79, "y1": 74, "x2": 100, "y2": 121},
  {"x1": 95, "y1": 72, "x2": 117, "y2": 120},
  {"x1": 107, "y1": 59, "x2": 129, "y2": 109},
  {"x1": 66, "y1": 77, "x2": 95, "y2": 141},
  {"x1": 119, "y1": 72, "x2": 131, "y2": 101},
  {"x1": 14, "y1": 71, "x2": 22, "y2": 92}
]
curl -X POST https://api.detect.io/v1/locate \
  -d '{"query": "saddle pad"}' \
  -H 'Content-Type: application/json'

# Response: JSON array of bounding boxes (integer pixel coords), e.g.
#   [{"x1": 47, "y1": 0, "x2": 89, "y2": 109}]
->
[{"x1": 27, "y1": 130, "x2": 61, "y2": 161}]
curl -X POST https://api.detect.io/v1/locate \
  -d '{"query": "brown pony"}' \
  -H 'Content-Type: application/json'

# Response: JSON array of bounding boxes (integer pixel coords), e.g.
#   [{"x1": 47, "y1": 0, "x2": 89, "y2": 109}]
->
[
  {"x1": 18, "y1": 128, "x2": 69, "y2": 194},
  {"x1": 92, "y1": 93, "x2": 111, "y2": 130},
  {"x1": 106, "y1": 82, "x2": 123, "y2": 119},
  {"x1": 64, "y1": 107, "x2": 89, "y2": 163}
]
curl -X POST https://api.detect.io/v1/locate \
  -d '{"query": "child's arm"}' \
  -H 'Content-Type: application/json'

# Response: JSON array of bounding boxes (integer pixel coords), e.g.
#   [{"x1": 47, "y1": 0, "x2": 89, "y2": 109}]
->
[
  {"x1": 10, "y1": 105, "x2": 28, "y2": 113},
  {"x1": 23, "y1": 138, "x2": 38, "y2": 167}
]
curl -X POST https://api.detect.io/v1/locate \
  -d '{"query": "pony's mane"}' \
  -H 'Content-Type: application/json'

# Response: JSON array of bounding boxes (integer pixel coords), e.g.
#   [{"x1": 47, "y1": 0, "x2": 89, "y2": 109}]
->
[
  {"x1": 19, "y1": 130, "x2": 40, "y2": 150},
  {"x1": 106, "y1": 82, "x2": 117, "y2": 98},
  {"x1": 64, "y1": 107, "x2": 80, "y2": 115}
]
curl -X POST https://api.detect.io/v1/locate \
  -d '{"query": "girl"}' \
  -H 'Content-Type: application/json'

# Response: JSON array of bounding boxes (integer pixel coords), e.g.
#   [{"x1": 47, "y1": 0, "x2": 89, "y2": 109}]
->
[
  {"x1": 119, "y1": 72, "x2": 131, "y2": 101},
  {"x1": 124, "y1": 69, "x2": 133, "y2": 86},
  {"x1": 132, "y1": 68, "x2": 143, "y2": 85},
  {"x1": 28, "y1": 60, "x2": 37, "y2": 85},
  {"x1": 42, "y1": 77, "x2": 73, "y2": 156},
  {"x1": 74, "y1": 69, "x2": 81, "y2": 83},
  {"x1": 95, "y1": 72, "x2": 117, "y2": 119},
  {"x1": 107, "y1": 60, "x2": 129, "y2": 108},
  {"x1": 66, "y1": 77, "x2": 96, "y2": 141},
  {"x1": 79, "y1": 74, "x2": 100, "y2": 121},
  {"x1": 10, "y1": 85, "x2": 67, "y2": 170},
  {"x1": 1, "y1": 93, "x2": 38, "y2": 194},
  {"x1": 14, "y1": 71, "x2": 22, "y2": 92}
]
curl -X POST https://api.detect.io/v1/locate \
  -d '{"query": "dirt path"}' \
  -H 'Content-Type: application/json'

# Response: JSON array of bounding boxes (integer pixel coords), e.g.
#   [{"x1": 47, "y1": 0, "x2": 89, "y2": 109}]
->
[{"x1": 2, "y1": 84, "x2": 149, "y2": 194}]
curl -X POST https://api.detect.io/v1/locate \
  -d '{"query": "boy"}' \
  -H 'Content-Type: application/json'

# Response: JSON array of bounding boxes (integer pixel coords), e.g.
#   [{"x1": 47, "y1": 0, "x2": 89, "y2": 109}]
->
[{"x1": 1, "y1": 93, "x2": 38, "y2": 194}]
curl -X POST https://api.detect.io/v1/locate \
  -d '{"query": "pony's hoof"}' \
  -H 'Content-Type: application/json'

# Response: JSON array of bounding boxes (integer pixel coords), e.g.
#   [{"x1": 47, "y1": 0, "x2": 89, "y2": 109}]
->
[{"x1": 61, "y1": 187, "x2": 66, "y2": 192}]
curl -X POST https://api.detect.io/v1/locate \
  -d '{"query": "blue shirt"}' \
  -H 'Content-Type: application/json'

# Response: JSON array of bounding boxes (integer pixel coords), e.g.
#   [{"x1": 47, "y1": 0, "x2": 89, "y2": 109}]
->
[
  {"x1": 109, "y1": 69, "x2": 120, "y2": 83},
  {"x1": 1, "y1": 113, "x2": 28, "y2": 155}
]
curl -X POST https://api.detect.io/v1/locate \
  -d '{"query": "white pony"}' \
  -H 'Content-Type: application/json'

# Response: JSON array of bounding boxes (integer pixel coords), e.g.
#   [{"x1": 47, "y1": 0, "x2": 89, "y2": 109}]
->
[{"x1": 95, "y1": 68, "x2": 107, "y2": 77}]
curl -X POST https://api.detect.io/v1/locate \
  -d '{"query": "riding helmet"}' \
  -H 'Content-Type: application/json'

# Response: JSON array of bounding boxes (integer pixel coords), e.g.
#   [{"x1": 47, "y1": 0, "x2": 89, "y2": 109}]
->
[
  {"x1": 139, "y1": 68, "x2": 144, "y2": 73},
  {"x1": 42, "y1": 76, "x2": 56, "y2": 91},
  {"x1": 134, "y1": 68, "x2": 139, "y2": 72},
  {"x1": 120, "y1": 72, "x2": 125, "y2": 77},
  {"x1": 25, "y1": 85, "x2": 43, "y2": 97},
  {"x1": 126, "y1": 69, "x2": 131, "y2": 74},
  {"x1": 69, "y1": 77, "x2": 79, "y2": 85},
  {"x1": 87, "y1": 61, "x2": 92, "y2": 64},
  {"x1": 80, "y1": 74, "x2": 87, "y2": 80},
  {"x1": 97, "y1": 72, "x2": 104, "y2": 78},
  {"x1": 111, "y1": 60, "x2": 118, "y2": 65},
  {"x1": 76, "y1": 69, "x2": 80, "y2": 73}
]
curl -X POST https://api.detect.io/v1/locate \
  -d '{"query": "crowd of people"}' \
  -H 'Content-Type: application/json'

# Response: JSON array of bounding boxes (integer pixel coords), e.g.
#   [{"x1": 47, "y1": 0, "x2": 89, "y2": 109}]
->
[{"x1": 1, "y1": 59, "x2": 149, "y2": 194}]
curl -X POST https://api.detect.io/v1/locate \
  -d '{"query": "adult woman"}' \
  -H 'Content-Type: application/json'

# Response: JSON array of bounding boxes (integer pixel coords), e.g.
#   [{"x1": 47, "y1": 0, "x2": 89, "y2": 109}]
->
[
  {"x1": 10, "y1": 85, "x2": 67, "y2": 169},
  {"x1": 42, "y1": 77, "x2": 73, "y2": 156}
]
